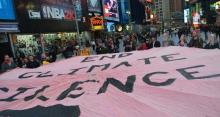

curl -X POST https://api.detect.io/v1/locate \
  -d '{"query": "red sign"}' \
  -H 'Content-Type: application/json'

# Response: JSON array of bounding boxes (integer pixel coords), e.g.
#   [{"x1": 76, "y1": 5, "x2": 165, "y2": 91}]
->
[
  {"x1": 90, "y1": 16, "x2": 104, "y2": 30},
  {"x1": 146, "y1": 0, "x2": 153, "y2": 3}
]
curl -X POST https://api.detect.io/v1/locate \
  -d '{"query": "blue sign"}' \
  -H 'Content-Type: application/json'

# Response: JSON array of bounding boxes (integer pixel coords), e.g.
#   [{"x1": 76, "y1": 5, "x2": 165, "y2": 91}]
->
[
  {"x1": 0, "y1": 0, "x2": 16, "y2": 20},
  {"x1": 119, "y1": 0, "x2": 129, "y2": 24},
  {"x1": 106, "y1": 22, "x2": 115, "y2": 32},
  {"x1": 75, "y1": 0, "x2": 82, "y2": 21}
]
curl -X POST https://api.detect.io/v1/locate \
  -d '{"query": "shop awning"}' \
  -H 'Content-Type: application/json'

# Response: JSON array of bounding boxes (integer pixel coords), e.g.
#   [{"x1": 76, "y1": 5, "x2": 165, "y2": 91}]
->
[
  {"x1": 0, "y1": 47, "x2": 220, "y2": 117},
  {"x1": 0, "y1": 22, "x2": 19, "y2": 33}
]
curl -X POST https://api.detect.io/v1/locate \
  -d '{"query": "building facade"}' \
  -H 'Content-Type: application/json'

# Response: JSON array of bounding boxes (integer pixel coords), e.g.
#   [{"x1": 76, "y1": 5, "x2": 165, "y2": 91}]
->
[
  {"x1": 154, "y1": 0, "x2": 171, "y2": 28},
  {"x1": 186, "y1": 0, "x2": 220, "y2": 28},
  {"x1": 0, "y1": 0, "x2": 19, "y2": 63},
  {"x1": 170, "y1": 0, "x2": 184, "y2": 27}
]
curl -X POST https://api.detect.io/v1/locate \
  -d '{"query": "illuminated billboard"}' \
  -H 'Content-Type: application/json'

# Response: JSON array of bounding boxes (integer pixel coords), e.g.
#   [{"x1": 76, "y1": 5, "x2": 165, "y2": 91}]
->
[
  {"x1": 102, "y1": 0, "x2": 119, "y2": 21},
  {"x1": 0, "y1": 0, "x2": 16, "y2": 20},
  {"x1": 106, "y1": 22, "x2": 115, "y2": 32},
  {"x1": 90, "y1": 16, "x2": 104, "y2": 31},
  {"x1": 184, "y1": 9, "x2": 189, "y2": 23}
]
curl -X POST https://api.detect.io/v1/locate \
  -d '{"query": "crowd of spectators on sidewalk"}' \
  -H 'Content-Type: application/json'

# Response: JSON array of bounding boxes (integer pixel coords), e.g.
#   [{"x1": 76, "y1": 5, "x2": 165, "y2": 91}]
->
[{"x1": 1, "y1": 28, "x2": 220, "y2": 73}]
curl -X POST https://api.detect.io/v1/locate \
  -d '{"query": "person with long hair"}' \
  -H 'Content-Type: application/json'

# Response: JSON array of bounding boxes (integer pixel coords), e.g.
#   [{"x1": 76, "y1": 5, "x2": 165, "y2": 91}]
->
[
  {"x1": 179, "y1": 34, "x2": 187, "y2": 47},
  {"x1": 205, "y1": 33, "x2": 219, "y2": 49}
]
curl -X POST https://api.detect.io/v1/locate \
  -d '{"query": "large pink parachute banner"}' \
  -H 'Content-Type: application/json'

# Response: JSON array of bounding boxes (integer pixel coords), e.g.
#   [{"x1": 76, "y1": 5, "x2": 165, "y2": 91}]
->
[{"x1": 0, "y1": 47, "x2": 220, "y2": 117}]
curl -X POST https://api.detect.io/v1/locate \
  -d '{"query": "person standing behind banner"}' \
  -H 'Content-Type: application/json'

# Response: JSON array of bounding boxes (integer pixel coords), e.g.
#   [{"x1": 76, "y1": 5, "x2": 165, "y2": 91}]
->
[
  {"x1": 131, "y1": 33, "x2": 138, "y2": 50},
  {"x1": 26, "y1": 55, "x2": 40, "y2": 69},
  {"x1": 188, "y1": 30, "x2": 204, "y2": 48},
  {"x1": 124, "y1": 36, "x2": 132, "y2": 52},
  {"x1": 106, "y1": 37, "x2": 115, "y2": 53},
  {"x1": 205, "y1": 33, "x2": 219, "y2": 49},
  {"x1": 1, "y1": 55, "x2": 16, "y2": 73},
  {"x1": 137, "y1": 40, "x2": 149, "y2": 50},
  {"x1": 63, "y1": 41, "x2": 74, "y2": 58},
  {"x1": 162, "y1": 32, "x2": 174, "y2": 47},
  {"x1": 48, "y1": 43, "x2": 58, "y2": 63},
  {"x1": 149, "y1": 35, "x2": 161, "y2": 49},
  {"x1": 178, "y1": 34, "x2": 187, "y2": 47},
  {"x1": 80, "y1": 41, "x2": 91, "y2": 56}
]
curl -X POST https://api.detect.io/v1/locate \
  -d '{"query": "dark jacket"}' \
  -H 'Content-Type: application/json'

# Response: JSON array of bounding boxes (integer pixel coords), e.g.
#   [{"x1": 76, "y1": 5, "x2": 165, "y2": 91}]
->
[
  {"x1": 26, "y1": 61, "x2": 40, "y2": 69},
  {"x1": 188, "y1": 38, "x2": 203, "y2": 48},
  {"x1": 204, "y1": 43, "x2": 219, "y2": 49},
  {"x1": 149, "y1": 41, "x2": 161, "y2": 49},
  {"x1": 1, "y1": 62, "x2": 16, "y2": 73}
]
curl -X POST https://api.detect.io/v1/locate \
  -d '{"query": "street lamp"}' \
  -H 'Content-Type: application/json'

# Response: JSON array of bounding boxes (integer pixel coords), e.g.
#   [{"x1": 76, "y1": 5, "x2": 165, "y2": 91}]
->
[
  {"x1": 127, "y1": 0, "x2": 132, "y2": 32},
  {"x1": 126, "y1": 10, "x2": 132, "y2": 32}
]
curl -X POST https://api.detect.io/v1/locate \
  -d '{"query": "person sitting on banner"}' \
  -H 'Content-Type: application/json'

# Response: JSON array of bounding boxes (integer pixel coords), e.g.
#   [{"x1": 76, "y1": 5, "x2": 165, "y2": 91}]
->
[
  {"x1": 205, "y1": 33, "x2": 220, "y2": 49},
  {"x1": 1, "y1": 55, "x2": 16, "y2": 73},
  {"x1": 26, "y1": 55, "x2": 40, "y2": 69},
  {"x1": 188, "y1": 30, "x2": 204, "y2": 48},
  {"x1": 149, "y1": 35, "x2": 161, "y2": 49}
]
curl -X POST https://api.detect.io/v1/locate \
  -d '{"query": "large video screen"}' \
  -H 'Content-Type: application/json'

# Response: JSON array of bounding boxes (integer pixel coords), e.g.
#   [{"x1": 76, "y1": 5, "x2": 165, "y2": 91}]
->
[
  {"x1": 15, "y1": 0, "x2": 75, "y2": 21},
  {"x1": 0, "y1": 0, "x2": 16, "y2": 20},
  {"x1": 102, "y1": 0, "x2": 119, "y2": 21}
]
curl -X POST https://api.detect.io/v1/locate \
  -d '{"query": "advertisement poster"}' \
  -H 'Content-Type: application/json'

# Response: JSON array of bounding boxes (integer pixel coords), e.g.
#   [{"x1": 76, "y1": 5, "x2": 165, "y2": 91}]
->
[
  {"x1": 87, "y1": 0, "x2": 101, "y2": 13},
  {"x1": 106, "y1": 22, "x2": 115, "y2": 32},
  {"x1": 0, "y1": 0, "x2": 16, "y2": 20},
  {"x1": 75, "y1": 0, "x2": 82, "y2": 21},
  {"x1": 193, "y1": 12, "x2": 200, "y2": 25},
  {"x1": 103, "y1": 0, "x2": 119, "y2": 21},
  {"x1": 41, "y1": 0, "x2": 75, "y2": 21},
  {"x1": 184, "y1": 9, "x2": 189, "y2": 23},
  {"x1": 15, "y1": 0, "x2": 76, "y2": 21},
  {"x1": 90, "y1": 16, "x2": 104, "y2": 31}
]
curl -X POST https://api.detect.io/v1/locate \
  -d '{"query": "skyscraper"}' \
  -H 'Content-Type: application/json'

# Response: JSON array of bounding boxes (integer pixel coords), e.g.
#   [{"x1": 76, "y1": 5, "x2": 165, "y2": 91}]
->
[
  {"x1": 170, "y1": 0, "x2": 184, "y2": 26},
  {"x1": 154, "y1": 0, "x2": 171, "y2": 27},
  {"x1": 170, "y1": 0, "x2": 184, "y2": 13}
]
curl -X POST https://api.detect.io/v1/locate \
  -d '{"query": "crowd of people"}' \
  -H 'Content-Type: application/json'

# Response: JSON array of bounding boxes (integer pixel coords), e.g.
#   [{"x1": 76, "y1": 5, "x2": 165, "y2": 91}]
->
[{"x1": 1, "y1": 28, "x2": 220, "y2": 73}]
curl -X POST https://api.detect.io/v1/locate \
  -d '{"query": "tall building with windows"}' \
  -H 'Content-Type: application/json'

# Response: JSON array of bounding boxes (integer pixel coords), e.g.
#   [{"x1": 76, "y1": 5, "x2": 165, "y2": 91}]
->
[
  {"x1": 170, "y1": 0, "x2": 184, "y2": 13},
  {"x1": 170, "y1": 0, "x2": 184, "y2": 26},
  {"x1": 154, "y1": 0, "x2": 163, "y2": 21},
  {"x1": 154, "y1": 0, "x2": 171, "y2": 27}
]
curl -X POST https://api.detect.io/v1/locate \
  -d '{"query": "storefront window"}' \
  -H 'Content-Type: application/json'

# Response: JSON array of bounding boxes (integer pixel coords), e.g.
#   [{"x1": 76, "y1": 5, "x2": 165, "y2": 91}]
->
[{"x1": 13, "y1": 33, "x2": 78, "y2": 58}]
